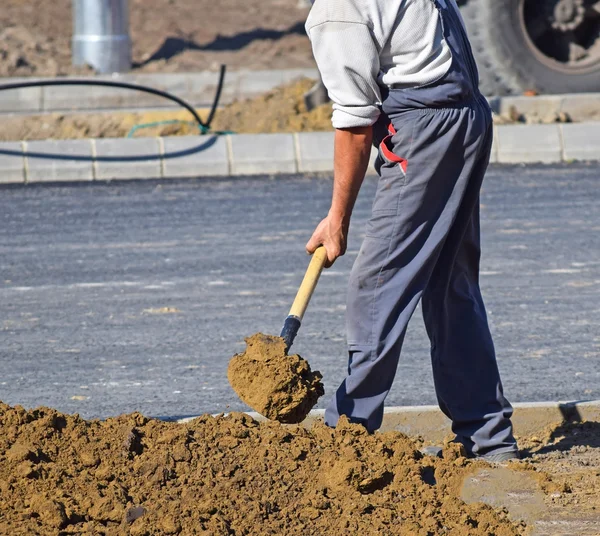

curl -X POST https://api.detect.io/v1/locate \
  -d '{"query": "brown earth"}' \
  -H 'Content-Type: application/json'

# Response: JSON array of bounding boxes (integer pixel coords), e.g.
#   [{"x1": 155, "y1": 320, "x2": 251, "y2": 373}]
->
[
  {"x1": 0, "y1": 401, "x2": 526, "y2": 536},
  {"x1": 518, "y1": 420, "x2": 600, "y2": 519},
  {"x1": 0, "y1": 0, "x2": 314, "y2": 78},
  {"x1": 0, "y1": 78, "x2": 334, "y2": 142},
  {"x1": 227, "y1": 333, "x2": 324, "y2": 424},
  {"x1": 2, "y1": 401, "x2": 600, "y2": 535},
  {"x1": 0, "y1": 78, "x2": 573, "y2": 143}
]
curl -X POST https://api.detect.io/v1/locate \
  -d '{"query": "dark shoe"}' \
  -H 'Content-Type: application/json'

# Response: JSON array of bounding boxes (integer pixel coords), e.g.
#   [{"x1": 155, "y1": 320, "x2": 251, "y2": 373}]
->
[
  {"x1": 420, "y1": 445, "x2": 520, "y2": 463},
  {"x1": 478, "y1": 450, "x2": 520, "y2": 464}
]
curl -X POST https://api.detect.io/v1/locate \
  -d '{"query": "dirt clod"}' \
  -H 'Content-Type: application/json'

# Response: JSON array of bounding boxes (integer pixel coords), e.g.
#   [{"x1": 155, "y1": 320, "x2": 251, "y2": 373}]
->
[
  {"x1": 227, "y1": 333, "x2": 324, "y2": 424},
  {"x1": 0, "y1": 401, "x2": 525, "y2": 535}
]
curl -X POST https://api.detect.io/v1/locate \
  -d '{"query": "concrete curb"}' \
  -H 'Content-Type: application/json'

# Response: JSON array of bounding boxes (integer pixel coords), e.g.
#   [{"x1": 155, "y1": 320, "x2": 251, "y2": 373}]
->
[
  {"x1": 0, "y1": 68, "x2": 598, "y2": 118},
  {"x1": 0, "y1": 69, "x2": 320, "y2": 113},
  {"x1": 175, "y1": 400, "x2": 600, "y2": 443},
  {"x1": 489, "y1": 93, "x2": 600, "y2": 123},
  {"x1": 1, "y1": 126, "x2": 599, "y2": 184}
]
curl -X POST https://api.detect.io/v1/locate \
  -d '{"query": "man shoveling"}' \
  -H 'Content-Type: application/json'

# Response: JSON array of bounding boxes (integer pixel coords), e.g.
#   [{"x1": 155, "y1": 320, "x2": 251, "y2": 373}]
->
[{"x1": 304, "y1": 0, "x2": 519, "y2": 462}]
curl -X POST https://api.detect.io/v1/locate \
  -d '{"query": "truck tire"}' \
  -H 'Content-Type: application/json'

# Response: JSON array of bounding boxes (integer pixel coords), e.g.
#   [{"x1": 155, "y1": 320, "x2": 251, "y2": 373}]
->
[{"x1": 459, "y1": 0, "x2": 600, "y2": 95}]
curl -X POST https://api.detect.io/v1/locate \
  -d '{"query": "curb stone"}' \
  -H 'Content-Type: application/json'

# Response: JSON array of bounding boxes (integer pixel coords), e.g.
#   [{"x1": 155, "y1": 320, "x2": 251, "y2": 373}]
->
[
  {"x1": 162, "y1": 135, "x2": 230, "y2": 177},
  {"x1": 0, "y1": 69, "x2": 321, "y2": 113},
  {"x1": 560, "y1": 123, "x2": 600, "y2": 162},
  {"x1": 93, "y1": 137, "x2": 162, "y2": 180},
  {"x1": 0, "y1": 141, "x2": 26, "y2": 183},
  {"x1": 25, "y1": 139, "x2": 94, "y2": 182},
  {"x1": 0, "y1": 127, "x2": 599, "y2": 184},
  {"x1": 174, "y1": 400, "x2": 600, "y2": 444},
  {"x1": 488, "y1": 93, "x2": 600, "y2": 123},
  {"x1": 496, "y1": 124, "x2": 562, "y2": 164}
]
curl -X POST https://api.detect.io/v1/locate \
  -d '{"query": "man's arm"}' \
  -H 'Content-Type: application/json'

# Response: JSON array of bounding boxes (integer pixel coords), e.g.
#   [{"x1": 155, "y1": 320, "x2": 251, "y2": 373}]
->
[{"x1": 306, "y1": 126, "x2": 373, "y2": 267}]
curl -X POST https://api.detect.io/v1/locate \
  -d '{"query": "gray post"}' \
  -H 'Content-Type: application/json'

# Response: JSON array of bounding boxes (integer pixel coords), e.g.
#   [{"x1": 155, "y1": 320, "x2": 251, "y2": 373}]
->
[{"x1": 72, "y1": 0, "x2": 131, "y2": 74}]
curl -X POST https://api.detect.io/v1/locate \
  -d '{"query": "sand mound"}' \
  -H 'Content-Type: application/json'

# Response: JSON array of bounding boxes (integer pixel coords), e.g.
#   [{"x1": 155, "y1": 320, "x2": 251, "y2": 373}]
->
[
  {"x1": 227, "y1": 333, "x2": 324, "y2": 424},
  {"x1": 0, "y1": 78, "x2": 334, "y2": 143},
  {"x1": 0, "y1": 401, "x2": 524, "y2": 535},
  {"x1": 211, "y1": 78, "x2": 334, "y2": 134}
]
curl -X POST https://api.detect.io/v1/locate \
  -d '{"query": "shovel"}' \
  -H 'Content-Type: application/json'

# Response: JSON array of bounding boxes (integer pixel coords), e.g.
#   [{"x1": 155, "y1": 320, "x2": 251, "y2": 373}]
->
[
  {"x1": 227, "y1": 246, "x2": 328, "y2": 423},
  {"x1": 279, "y1": 245, "x2": 328, "y2": 351}
]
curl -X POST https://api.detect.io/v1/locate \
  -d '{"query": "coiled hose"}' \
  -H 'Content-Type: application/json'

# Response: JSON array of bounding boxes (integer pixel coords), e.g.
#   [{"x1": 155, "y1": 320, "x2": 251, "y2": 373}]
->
[{"x1": 0, "y1": 65, "x2": 227, "y2": 136}]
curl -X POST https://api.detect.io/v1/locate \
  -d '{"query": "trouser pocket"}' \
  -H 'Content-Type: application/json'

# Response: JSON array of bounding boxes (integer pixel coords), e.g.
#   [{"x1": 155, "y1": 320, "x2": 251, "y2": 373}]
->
[{"x1": 378, "y1": 123, "x2": 408, "y2": 174}]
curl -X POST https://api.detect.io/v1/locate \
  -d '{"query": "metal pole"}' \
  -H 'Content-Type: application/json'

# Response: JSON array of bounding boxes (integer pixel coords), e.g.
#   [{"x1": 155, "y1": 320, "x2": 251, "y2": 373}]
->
[{"x1": 72, "y1": 0, "x2": 131, "y2": 74}]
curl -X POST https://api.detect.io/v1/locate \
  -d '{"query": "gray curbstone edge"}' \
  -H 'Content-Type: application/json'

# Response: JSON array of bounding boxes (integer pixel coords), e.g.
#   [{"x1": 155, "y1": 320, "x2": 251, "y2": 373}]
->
[
  {"x1": 0, "y1": 141, "x2": 26, "y2": 183},
  {"x1": 1, "y1": 126, "x2": 600, "y2": 185},
  {"x1": 0, "y1": 69, "x2": 321, "y2": 114},
  {"x1": 488, "y1": 92, "x2": 600, "y2": 123},
  {"x1": 560, "y1": 123, "x2": 600, "y2": 162},
  {"x1": 94, "y1": 137, "x2": 162, "y2": 180},
  {"x1": 175, "y1": 400, "x2": 600, "y2": 444},
  {"x1": 25, "y1": 139, "x2": 94, "y2": 182},
  {"x1": 496, "y1": 124, "x2": 562, "y2": 164},
  {"x1": 230, "y1": 133, "x2": 297, "y2": 175}
]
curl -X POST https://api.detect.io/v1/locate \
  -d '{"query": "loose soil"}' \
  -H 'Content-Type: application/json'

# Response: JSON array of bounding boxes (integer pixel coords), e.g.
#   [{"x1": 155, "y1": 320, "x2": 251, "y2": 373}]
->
[
  {"x1": 2, "y1": 401, "x2": 600, "y2": 535},
  {"x1": 517, "y1": 420, "x2": 600, "y2": 519},
  {"x1": 227, "y1": 333, "x2": 324, "y2": 424},
  {"x1": 0, "y1": 78, "x2": 573, "y2": 142},
  {"x1": 0, "y1": 401, "x2": 525, "y2": 536},
  {"x1": 0, "y1": 0, "x2": 314, "y2": 78},
  {"x1": 0, "y1": 78, "x2": 334, "y2": 142}
]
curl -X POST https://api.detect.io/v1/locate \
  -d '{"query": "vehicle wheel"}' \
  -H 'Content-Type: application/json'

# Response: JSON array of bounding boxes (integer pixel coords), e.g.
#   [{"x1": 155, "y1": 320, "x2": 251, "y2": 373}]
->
[{"x1": 459, "y1": 0, "x2": 600, "y2": 95}]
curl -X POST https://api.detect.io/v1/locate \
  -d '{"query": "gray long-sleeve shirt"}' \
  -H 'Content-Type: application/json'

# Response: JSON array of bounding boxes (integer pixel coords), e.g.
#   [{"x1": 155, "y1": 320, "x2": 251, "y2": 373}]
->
[{"x1": 305, "y1": 0, "x2": 454, "y2": 128}]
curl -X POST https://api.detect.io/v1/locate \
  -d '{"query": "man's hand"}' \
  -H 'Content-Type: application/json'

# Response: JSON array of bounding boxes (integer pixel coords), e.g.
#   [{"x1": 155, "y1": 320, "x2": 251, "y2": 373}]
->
[
  {"x1": 305, "y1": 125, "x2": 373, "y2": 267},
  {"x1": 306, "y1": 212, "x2": 348, "y2": 268}
]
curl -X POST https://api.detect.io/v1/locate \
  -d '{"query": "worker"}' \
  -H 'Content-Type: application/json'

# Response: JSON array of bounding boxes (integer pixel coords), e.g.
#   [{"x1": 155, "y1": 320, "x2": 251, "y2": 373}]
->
[{"x1": 304, "y1": 0, "x2": 519, "y2": 462}]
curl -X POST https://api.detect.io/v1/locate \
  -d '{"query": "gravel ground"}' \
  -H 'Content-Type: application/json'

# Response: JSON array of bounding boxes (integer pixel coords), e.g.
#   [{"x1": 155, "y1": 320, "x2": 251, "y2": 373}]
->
[{"x1": 0, "y1": 164, "x2": 599, "y2": 420}]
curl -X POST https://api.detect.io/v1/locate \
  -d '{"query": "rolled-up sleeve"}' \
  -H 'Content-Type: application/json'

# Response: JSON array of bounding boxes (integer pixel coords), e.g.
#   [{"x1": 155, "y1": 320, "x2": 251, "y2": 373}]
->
[{"x1": 307, "y1": 21, "x2": 382, "y2": 129}]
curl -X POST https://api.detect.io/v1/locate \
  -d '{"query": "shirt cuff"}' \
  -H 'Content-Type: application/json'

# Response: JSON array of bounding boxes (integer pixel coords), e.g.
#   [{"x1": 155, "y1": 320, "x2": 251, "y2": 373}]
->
[{"x1": 331, "y1": 105, "x2": 381, "y2": 129}]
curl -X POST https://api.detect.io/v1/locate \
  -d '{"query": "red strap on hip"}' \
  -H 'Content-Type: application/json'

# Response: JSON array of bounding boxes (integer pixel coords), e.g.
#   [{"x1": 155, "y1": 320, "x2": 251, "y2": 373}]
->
[{"x1": 379, "y1": 123, "x2": 407, "y2": 173}]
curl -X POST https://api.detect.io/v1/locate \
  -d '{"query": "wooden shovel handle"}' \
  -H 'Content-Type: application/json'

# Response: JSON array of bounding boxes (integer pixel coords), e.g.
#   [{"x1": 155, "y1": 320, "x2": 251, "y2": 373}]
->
[{"x1": 288, "y1": 246, "x2": 327, "y2": 321}]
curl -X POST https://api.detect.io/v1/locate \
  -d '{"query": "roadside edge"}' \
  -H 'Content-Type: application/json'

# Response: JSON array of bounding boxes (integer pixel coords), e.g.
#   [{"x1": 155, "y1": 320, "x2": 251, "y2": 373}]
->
[{"x1": 1, "y1": 126, "x2": 600, "y2": 185}]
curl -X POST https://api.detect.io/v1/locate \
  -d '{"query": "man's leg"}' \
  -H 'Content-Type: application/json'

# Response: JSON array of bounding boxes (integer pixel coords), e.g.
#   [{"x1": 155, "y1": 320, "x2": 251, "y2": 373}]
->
[
  {"x1": 421, "y1": 128, "x2": 517, "y2": 457},
  {"x1": 325, "y1": 105, "x2": 492, "y2": 432}
]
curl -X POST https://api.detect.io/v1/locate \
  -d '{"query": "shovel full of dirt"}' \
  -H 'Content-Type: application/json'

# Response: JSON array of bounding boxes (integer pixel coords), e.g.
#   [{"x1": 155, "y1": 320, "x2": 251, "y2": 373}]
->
[{"x1": 228, "y1": 247, "x2": 327, "y2": 424}]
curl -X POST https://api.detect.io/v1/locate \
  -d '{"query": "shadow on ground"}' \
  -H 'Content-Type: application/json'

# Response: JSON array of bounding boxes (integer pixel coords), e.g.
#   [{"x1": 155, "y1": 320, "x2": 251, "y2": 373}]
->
[
  {"x1": 521, "y1": 402, "x2": 600, "y2": 457},
  {"x1": 135, "y1": 22, "x2": 307, "y2": 67}
]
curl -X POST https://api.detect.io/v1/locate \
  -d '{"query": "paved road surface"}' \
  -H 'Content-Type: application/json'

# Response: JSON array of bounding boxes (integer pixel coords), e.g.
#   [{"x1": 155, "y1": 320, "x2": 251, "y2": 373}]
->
[{"x1": 1, "y1": 164, "x2": 599, "y2": 419}]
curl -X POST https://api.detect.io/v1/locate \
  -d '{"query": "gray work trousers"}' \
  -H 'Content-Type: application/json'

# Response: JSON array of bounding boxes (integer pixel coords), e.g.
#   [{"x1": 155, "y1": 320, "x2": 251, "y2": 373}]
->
[{"x1": 325, "y1": 100, "x2": 517, "y2": 457}]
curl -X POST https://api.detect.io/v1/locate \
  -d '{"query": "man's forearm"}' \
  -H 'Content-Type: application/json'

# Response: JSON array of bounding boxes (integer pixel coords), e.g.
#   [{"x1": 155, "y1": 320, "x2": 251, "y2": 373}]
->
[
  {"x1": 305, "y1": 125, "x2": 373, "y2": 265},
  {"x1": 329, "y1": 126, "x2": 373, "y2": 223}
]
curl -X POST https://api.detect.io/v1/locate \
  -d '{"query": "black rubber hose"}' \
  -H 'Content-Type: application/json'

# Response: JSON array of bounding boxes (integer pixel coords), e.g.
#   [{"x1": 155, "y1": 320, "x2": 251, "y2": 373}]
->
[
  {"x1": 204, "y1": 65, "x2": 226, "y2": 129},
  {"x1": 0, "y1": 64, "x2": 227, "y2": 133}
]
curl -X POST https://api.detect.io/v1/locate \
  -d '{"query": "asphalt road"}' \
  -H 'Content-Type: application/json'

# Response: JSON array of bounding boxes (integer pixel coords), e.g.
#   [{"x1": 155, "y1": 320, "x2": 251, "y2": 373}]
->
[{"x1": 1, "y1": 164, "x2": 599, "y2": 420}]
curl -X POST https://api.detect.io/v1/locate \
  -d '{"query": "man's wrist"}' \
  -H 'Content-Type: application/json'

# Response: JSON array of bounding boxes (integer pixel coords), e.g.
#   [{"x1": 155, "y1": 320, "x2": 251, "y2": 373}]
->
[{"x1": 328, "y1": 207, "x2": 351, "y2": 226}]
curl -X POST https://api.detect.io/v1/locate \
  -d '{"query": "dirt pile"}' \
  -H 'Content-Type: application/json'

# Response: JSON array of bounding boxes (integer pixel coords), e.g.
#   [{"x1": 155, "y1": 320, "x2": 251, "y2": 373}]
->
[
  {"x1": 0, "y1": 401, "x2": 525, "y2": 535},
  {"x1": 211, "y1": 78, "x2": 334, "y2": 134},
  {"x1": 0, "y1": 0, "x2": 313, "y2": 78},
  {"x1": 227, "y1": 333, "x2": 324, "y2": 424},
  {"x1": 0, "y1": 78, "x2": 334, "y2": 142}
]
